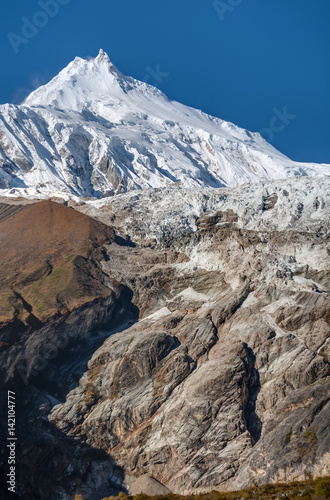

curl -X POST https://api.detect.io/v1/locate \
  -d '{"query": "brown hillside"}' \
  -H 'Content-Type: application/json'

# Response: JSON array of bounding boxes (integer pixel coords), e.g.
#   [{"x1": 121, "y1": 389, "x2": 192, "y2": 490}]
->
[{"x1": 0, "y1": 200, "x2": 115, "y2": 325}]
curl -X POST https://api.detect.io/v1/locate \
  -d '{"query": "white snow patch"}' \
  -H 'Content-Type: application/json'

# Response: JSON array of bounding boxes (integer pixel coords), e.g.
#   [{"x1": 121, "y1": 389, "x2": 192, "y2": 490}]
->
[
  {"x1": 142, "y1": 307, "x2": 172, "y2": 322},
  {"x1": 177, "y1": 287, "x2": 211, "y2": 302}
]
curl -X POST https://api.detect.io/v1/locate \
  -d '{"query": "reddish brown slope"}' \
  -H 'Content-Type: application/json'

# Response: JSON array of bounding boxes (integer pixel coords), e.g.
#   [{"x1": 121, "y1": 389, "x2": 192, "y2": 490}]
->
[{"x1": 0, "y1": 200, "x2": 115, "y2": 326}]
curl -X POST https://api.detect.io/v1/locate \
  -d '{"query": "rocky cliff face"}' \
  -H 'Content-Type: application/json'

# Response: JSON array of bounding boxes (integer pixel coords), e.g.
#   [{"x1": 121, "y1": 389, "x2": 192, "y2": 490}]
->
[
  {"x1": 50, "y1": 226, "x2": 330, "y2": 494},
  {"x1": 0, "y1": 176, "x2": 329, "y2": 499}
]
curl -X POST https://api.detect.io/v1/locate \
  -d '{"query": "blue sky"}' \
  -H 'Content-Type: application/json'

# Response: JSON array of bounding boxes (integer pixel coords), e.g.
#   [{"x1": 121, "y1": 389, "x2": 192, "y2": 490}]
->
[{"x1": 1, "y1": 0, "x2": 329, "y2": 163}]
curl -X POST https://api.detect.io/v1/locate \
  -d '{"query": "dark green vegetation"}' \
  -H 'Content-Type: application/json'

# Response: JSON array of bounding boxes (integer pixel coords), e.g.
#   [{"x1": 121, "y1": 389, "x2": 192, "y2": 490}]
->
[{"x1": 80, "y1": 477, "x2": 330, "y2": 500}]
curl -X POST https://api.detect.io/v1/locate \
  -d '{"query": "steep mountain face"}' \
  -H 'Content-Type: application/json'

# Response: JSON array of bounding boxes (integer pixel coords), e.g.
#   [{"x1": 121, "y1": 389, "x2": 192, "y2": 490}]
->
[
  {"x1": 50, "y1": 176, "x2": 330, "y2": 494},
  {"x1": 0, "y1": 200, "x2": 142, "y2": 383},
  {"x1": 1, "y1": 176, "x2": 329, "y2": 499},
  {"x1": 0, "y1": 49, "x2": 329, "y2": 198}
]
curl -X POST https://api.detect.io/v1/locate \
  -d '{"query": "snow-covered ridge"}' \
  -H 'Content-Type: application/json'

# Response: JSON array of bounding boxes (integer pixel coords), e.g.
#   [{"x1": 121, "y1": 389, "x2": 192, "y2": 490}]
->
[
  {"x1": 24, "y1": 49, "x2": 163, "y2": 111},
  {"x1": 0, "y1": 49, "x2": 329, "y2": 198},
  {"x1": 80, "y1": 175, "x2": 330, "y2": 241}
]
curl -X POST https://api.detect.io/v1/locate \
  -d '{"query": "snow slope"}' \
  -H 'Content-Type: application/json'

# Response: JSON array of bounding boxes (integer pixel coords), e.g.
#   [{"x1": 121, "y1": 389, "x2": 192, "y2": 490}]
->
[
  {"x1": 0, "y1": 49, "x2": 328, "y2": 198},
  {"x1": 81, "y1": 175, "x2": 330, "y2": 242}
]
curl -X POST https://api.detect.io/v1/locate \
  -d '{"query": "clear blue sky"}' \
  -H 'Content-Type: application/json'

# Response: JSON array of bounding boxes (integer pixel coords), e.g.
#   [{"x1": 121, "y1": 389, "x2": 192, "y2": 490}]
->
[{"x1": 1, "y1": 0, "x2": 329, "y2": 163}]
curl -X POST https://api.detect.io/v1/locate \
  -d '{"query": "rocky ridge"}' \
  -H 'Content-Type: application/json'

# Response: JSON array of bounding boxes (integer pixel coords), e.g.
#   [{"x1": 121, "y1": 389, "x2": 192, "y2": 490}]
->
[{"x1": 0, "y1": 201, "x2": 138, "y2": 499}]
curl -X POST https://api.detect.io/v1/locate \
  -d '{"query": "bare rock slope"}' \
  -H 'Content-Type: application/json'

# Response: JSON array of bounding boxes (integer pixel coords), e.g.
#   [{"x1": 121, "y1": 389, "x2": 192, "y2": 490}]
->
[
  {"x1": 48, "y1": 176, "x2": 330, "y2": 495},
  {"x1": 0, "y1": 200, "x2": 138, "y2": 500},
  {"x1": 0, "y1": 176, "x2": 329, "y2": 498}
]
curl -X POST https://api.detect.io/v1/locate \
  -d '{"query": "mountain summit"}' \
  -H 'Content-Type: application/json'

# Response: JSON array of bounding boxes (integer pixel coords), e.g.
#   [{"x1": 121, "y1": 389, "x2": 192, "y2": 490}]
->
[
  {"x1": 0, "y1": 50, "x2": 328, "y2": 198},
  {"x1": 24, "y1": 49, "x2": 147, "y2": 111}
]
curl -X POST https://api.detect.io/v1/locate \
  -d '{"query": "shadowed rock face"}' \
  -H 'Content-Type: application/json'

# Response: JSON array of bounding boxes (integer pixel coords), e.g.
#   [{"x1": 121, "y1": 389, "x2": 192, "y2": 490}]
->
[{"x1": 0, "y1": 180, "x2": 329, "y2": 498}]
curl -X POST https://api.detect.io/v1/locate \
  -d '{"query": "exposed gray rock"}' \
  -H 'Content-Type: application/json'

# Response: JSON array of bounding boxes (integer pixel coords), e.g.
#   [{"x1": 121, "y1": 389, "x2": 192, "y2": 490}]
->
[
  {"x1": 49, "y1": 190, "x2": 330, "y2": 494},
  {"x1": 126, "y1": 474, "x2": 171, "y2": 496}
]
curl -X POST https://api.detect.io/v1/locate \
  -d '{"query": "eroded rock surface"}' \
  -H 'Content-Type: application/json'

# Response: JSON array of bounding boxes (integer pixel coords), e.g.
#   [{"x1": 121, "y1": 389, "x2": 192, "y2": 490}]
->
[
  {"x1": 49, "y1": 178, "x2": 330, "y2": 495},
  {"x1": 0, "y1": 177, "x2": 329, "y2": 498}
]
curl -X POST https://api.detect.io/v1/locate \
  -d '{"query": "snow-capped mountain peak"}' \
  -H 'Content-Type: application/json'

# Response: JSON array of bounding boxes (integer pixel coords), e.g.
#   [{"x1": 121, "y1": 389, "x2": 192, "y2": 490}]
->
[
  {"x1": 24, "y1": 49, "x2": 131, "y2": 111},
  {"x1": 0, "y1": 50, "x2": 329, "y2": 198},
  {"x1": 95, "y1": 47, "x2": 110, "y2": 61}
]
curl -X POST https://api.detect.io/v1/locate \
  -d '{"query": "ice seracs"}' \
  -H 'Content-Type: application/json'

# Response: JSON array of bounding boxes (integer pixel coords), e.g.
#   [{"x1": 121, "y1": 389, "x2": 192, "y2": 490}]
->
[{"x1": 0, "y1": 49, "x2": 329, "y2": 198}]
